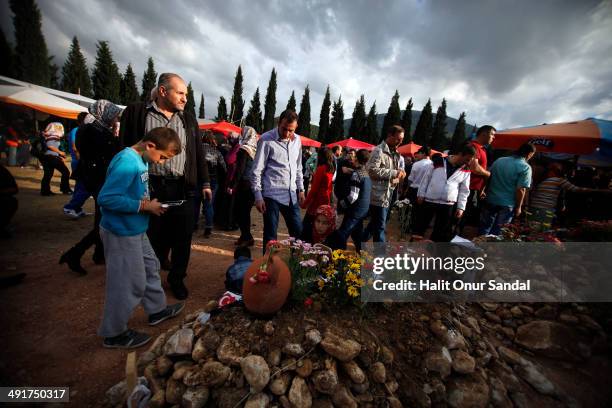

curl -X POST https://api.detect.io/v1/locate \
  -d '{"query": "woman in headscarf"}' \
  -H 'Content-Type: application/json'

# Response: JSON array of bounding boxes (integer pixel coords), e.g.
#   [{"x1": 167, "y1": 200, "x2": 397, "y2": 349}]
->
[
  {"x1": 60, "y1": 100, "x2": 123, "y2": 275},
  {"x1": 199, "y1": 130, "x2": 226, "y2": 237},
  {"x1": 216, "y1": 131, "x2": 241, "y2": 231},
  {"x1": 40, "y1": 122, "x2": 72, "y2": 195},
  {"x1": 228, "y1": 126, "x2": 258, "y2": 246}
]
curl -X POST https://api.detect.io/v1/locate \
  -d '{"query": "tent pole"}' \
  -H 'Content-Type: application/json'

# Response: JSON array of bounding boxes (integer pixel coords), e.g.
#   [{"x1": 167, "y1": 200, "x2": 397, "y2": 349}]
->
[{"x1": 33, "y1": 109, "x2": 38, "y2": 134}]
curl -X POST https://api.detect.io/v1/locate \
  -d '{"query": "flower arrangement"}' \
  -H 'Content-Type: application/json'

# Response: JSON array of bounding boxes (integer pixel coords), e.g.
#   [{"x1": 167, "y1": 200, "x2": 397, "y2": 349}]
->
[{"x1": 272, "y1": 238, "x2": 368, "y2": 305}]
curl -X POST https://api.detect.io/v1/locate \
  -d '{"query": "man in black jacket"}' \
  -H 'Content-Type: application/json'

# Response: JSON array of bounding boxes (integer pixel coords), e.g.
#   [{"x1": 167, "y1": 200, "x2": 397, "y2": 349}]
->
[{"x1": 120, "y1": 73, "x2": 211, "y2": 300}]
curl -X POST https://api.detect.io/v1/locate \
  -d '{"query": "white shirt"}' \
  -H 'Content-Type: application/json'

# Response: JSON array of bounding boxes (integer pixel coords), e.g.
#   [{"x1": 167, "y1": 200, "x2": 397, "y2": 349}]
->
[{"x1": 408, "y1": 157, "x2": 432, "y2": 188}]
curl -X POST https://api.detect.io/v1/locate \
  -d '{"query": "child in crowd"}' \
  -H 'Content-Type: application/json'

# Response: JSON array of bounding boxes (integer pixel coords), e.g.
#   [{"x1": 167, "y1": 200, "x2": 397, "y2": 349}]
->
[
  {"x1": 225, "y1": 246, "x2": 253, "y2": 293},
  {"x1": 311, "y1": 204, "x2": 337, "y2": 244},
  {"x1": 97, "y1": 127, "x2": 185, "y2": 349}
]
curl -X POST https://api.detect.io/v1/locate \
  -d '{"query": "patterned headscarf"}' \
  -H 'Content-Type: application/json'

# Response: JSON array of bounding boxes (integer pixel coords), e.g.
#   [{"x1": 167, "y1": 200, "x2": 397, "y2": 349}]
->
[
  {"x1": 312, "y1": 205, "x2": 337, "y2": 244},
  {"x1": 239, "y1": 126, "x2": 258, "y2": 159},
  {"x1": 88, "y1": 100, "x2": 122, "y2": 129},
  {"x1": 43, "y1": 122, "x2": 64, "y2": 141}
]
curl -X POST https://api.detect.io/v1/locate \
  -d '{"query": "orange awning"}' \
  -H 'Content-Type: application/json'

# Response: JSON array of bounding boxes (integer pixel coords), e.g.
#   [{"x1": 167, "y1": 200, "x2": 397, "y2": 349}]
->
[{"x1": 0, "y1": 85, "x2": 87, "y2": 120}]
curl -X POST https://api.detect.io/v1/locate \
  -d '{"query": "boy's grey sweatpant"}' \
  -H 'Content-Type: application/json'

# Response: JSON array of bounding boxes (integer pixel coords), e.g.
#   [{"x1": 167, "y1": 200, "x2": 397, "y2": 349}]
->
[{"x1": 98, "y1": 227, "x2": 167, "y2": 338}]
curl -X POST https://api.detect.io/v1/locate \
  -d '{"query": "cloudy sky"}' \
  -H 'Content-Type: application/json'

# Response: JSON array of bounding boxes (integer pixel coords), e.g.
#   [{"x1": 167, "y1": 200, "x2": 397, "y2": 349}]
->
[{"x1": 2, "y1": 0, "x2": 611, "y2": 129}]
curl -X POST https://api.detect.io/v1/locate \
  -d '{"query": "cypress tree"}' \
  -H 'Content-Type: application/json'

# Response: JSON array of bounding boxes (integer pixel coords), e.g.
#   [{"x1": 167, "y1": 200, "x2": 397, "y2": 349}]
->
[
  {"x1": 61, "y1": 36, "x2": 92, "y2": 97},
  {"x1": 381, "y1": 90, "x2": 401, "y2": 141},
  {"x1": 91, "y1": 40, "x2": 121, "y2": 102},
  {"x1": 430, "y1": 98, "x2": 448, "y2": 150},
  {"x1": 141, "y1": 57, "x2": 157, "y2": 102},
  {"x1": 215, "y1": 96, "x2": 228, "y2": 121},
  {"x1": 318, "y1": 86, "x2": 332, "y2": 142},
  {"x1": 119, "y1": 64, "x2": 139, "y2": 105},
  {"x1": 48, "y1": 58, "x2": 59, "y2": 89},
  {"x1": 262, "y1": 68, "x2": 277, "y2": 132},
  {"x1": 413, "y1": 98, "x2": 433, "y2": 147},
  {"x1": 450, "y1": 112, "x2": 467, "y2": 154},
  {"x1": 230, "y1": 65, "x2": 244, "y2": 123},
  {"x1": 328, "y1": 96, "x2": 344, "y2": 143},
  {"x1": 186, "y1": 82, "x2": 196, "y2": 117},
  {"x1": 10, "y1": 0, "x2": 51, "y2": 86},
  {"x1": 364, "y1": 101, "x2": 379, "y2": 145},
  {"x1": 296, "y1": 85, "x2": 311, "y2": 137},
  {"x1": 245, "y1": 87, "x2": 263, "y2": 133},
  {"x1": 286, "y1": 90, "x2": 296, "y2": 112},
  {"x1": 198, "y1": 94, "x2": 205, "y2": 119},
  {"x1": 348, "y1": 94, "x2": 367, "y2": 140},
  {"x1": 0, "y1": 28, "x2": 15, "y2": 77},
  {"x1": 400, "y1": 98, "x2": 413, "y2": 144}
]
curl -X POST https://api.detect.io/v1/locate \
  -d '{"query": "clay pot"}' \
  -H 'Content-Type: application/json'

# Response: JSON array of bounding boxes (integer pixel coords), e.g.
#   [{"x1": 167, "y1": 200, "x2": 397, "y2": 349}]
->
[{"x1": 242, "y1": 253, "x2": 291, "y2": 315}]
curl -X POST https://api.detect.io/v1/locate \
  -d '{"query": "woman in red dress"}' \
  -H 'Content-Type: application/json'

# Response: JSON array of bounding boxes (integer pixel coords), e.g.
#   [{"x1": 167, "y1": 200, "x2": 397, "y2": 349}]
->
[{"x1": 301, "y1": 147, "x2": 335, "y2": 242}]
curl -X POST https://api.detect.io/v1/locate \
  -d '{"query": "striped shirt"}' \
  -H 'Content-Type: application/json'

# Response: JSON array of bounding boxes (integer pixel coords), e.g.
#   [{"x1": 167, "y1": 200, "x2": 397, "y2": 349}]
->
[
  {"x1": 530, "y1": 177, "x2": 580, "y2": 209},
  {"x1": 145, "y1": 101, "x2": 187, "y2": 176}
]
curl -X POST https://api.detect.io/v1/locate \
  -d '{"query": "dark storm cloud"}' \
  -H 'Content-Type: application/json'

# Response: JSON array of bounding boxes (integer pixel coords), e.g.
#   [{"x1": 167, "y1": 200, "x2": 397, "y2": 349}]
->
[{"x1": 1, "y1": 0, "x2": 610, "y2": 127}]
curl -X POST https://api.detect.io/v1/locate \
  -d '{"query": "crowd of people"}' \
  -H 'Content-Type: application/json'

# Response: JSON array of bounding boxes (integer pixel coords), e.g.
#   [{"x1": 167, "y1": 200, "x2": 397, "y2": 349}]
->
[{"x1": 2, "y1": 71, "x2": 612, "y2": 348}]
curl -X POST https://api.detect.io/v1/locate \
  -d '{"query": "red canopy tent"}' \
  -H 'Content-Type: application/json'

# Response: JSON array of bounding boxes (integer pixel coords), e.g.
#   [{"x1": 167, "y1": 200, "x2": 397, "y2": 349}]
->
[
  {"x1": 199, "y1": 120, "x2": 241, "y2": 136},
  {"x1": 397, "y1": 141, "x2": 446, "y2": 157},
  {"x1": 326, "y1": 137, "x2": 375, "y2": 151},
  {"x1": 299, "y1": 136, "x2": 321, "y2": 148}
]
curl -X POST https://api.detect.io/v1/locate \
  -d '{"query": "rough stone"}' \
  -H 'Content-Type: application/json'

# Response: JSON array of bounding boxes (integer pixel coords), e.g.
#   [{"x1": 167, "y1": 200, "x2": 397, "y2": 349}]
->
[
  {"x1": 451, "y1": 350, "x2": 476, "y2": 374},
  {"x1": 500, "y1": 326, "x2": 515, "y2": 339},
  {"x1": 342, "y1": 360, "x2": 366, "y2": 384},
  {"x1": 510, "y1": 306, "x2": 524, "y2": 318},
  {"x1": 136, "y1": 351, "x2": 157, "y2": 373},
  {"x1": 305, "y1": 329, "x2": 322, "y2": 346},
  {"x1": 497, "y1": 346, "x2": 521, "y2": 365},
  {"x1": 480, "y1": 302, "x2": 499, "y2": 312},
  {"x1": 192, "y1": 337, "x2": 208, "y2": 361},
  {"x1": 149, "y1": 390, "x2": 166, "y2": 408},
  {"x1": 578, "y1": 314, "x2": 603, "y2": 331},
  {"x1": 267, "y1": 348, "x2": 281, "y2": 367},
  {"x1": 245, "y1": 392, "x2": 270, "y2": 408},
  {"x1": 184, "y1": 361, "x2": 230, "y2": 387},
  {"x1": 289, "y1": 376, "x2": 312, "y2": 408},
  {"x1": 295, "y1": 358, "x2": 313, "y2": 378},
  {"x1": 370, "y1": 362, "x2": 386, "y2": 383},
  {"x1": 350, "y1": 379, "x2": 370, "y2": 395},
  {"x1": 385, "y1": 380, "x2": 399, "y2": 394},
  {"x1": 489, "y1": 376, "x2": 512, "y2": 408},
  {"x1": 312, "y1": 398, "x2": 334, "y2": 408},
  {"x1": 331, "y1": 385, "x2": 357, "y2": 408},
  {"x1": 166, "y1": 377, "x2": 187, "y2": 405},
  {"x1": 446, "y1": 375, "x2": 490, "y2": 408},
  {"x1": 312, "y1": 363, "x2": 339, "y2": 394},
  {"x1": 203, "y1": 300, "x2": 218, "y2": 313},
  {"x1": 164, "y1": 328, "x2": 194, "y2": 357},
  {"x1": 534, "y1": 305, "x2": 557, "y2": 319},
  {"x1": 559, "y1": 313, "x2": 579, "y2": 325},
  {"x1": 381, "y1": 346, "x2": 394, "y2": 365},
  {"x1": 181, "y1": 386, "x2": 209, "y2": 408},
  {"x1": 514, "y1": 357, "x2": 557, "y2": 396},
  {"x1": 320, "y1": 332, "x2": 361, "y2": 362},
  {"x1": 105, "y1": 380, "x2": 127, "y2": 406},
  {"x1": 485, "y1": 312, "x2": 502, "y2": 323},
  {"x1": 515, "y1": 320, "x2": 581, "y2": 361},
  {"x1": 283, "y1": 343, "x2": 305, "y2": 357},
  {"x1": 217, "y1": 338, "x2": 247, "y2": 366},
  {"x1": 241, "y1": 355, "x2": 270, "y2": 392},
  {"x1": 213, "y1": 387, "x2": 249, "y2": 408},
  {"x1": 465, "y1": 316, "x2": 481, "y2": 335},
  {"x1": 202, "y1": 330, "x2": 221, "y2": 351},
  {"x1": 279, "y1": 395, "x2": 291, "y2": 408},
  {"x1": 269, "y1": 372, "x2": 292, "y2": 395},
  {"x1": 387, "y1": 396, "x2": 403, "y2": 408},
  {"x1": 424, "y1": 347, "x2": 452, "y2": 378}
]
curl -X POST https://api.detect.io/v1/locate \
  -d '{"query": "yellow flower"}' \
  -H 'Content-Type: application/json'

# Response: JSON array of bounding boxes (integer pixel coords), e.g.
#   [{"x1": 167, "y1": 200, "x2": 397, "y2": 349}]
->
[
  {"x1": 347, "y1": 286, "x2": 359, "y2": 297},
  {"x1": 345, "y1": 272, "x2": 357, "y2": 282},
  {"x1": 317, "y1": 278, "x2": 325, "y2": 290}
]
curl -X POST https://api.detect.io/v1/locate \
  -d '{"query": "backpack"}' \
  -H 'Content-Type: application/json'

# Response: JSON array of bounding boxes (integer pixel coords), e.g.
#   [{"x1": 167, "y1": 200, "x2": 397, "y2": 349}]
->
[{"x1": 30, "y1": 135, "x2": 48, "y2": 159}]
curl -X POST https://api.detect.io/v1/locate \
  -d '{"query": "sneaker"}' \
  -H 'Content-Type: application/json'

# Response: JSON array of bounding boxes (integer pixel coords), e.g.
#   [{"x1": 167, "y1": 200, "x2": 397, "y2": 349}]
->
[
  {"x1": 63, "y1": 208, "x2": 80, "y2": 219},
  {"x1": 77, "y1": 210, "x2": 90, "y2": 217},
  {"x1": 148, "y1": 303, "x2": 185, "y2": 326},
  {"x1": 103, "y1": 329, "x2": 151, "y2": 349}
]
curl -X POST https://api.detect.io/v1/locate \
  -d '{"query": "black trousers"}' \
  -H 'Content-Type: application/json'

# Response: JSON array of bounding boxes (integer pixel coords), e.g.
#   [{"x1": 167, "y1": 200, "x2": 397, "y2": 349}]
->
[
  {"x1": 235, "y1": 184, "x2": 255, "y2": 241},
  {"x1": 0, "y1": 196, "x2": 18, "y2": 231},
  {"x1": 416, "y1": 202, "x2": 456, "y2": 242},
  {"x1": 147, "y1": 175, "x2": 194, "y2": 284},
  {"x1": 40, "y1": 155, "x2": 70, "y2": 193},
  {"x1": 72, "y1": 198, "x2": 103, "y2": 258}
]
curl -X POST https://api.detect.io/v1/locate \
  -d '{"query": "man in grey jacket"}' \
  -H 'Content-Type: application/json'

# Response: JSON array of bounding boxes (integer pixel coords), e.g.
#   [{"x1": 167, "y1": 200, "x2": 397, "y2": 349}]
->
[{"x1": 364, "y1": 125, "x2": 406, "y2": 242}]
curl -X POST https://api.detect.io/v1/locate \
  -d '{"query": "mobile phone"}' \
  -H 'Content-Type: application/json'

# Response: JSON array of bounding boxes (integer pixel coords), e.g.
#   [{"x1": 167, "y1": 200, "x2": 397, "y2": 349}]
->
[{"x1": 161, "y1": 200, "x2": 186, "y2": 208}]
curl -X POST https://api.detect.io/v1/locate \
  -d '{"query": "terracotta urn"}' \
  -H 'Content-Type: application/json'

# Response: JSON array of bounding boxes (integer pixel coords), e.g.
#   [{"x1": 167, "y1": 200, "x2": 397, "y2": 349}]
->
[{"x1": 242, "y1": 250, "x2": 291, "y2": 315}]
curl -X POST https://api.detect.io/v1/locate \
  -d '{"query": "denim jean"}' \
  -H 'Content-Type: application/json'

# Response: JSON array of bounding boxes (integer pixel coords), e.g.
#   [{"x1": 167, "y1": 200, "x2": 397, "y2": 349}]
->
[
  {"x1": 479, "y1": 203, "x2": 514, "y2": 235},
  {"x1": 263, "y1": 197, "x2": 302, "y2": 252},
  {"x1": 201, "y1": 179, "x2": 218, "y2": 229},
  {"x1": 329, "y1": 213, "x2": 366, "y2": 251},
  {"x1": 364, "y1": 205, "x2": 389, "y2": 243}
]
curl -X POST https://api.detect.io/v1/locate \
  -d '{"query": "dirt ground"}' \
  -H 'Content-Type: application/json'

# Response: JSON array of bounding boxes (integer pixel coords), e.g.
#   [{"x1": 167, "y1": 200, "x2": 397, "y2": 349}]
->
[{"x1": 0, "y1": 166, "x2": 278, "y2": 406}]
